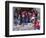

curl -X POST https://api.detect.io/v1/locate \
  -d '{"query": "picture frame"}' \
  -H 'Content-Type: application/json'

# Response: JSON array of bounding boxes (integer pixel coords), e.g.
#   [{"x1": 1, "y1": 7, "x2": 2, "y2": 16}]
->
[{"x1": 5, "y1": 1, "x2": 45, "y2": 37}]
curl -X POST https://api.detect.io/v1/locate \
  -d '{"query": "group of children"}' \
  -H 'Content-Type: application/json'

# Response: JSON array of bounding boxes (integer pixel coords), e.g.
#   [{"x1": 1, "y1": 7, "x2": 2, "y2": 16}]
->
[{"x1": 14, "y1": 8, "x2": 40, "y2": 30}]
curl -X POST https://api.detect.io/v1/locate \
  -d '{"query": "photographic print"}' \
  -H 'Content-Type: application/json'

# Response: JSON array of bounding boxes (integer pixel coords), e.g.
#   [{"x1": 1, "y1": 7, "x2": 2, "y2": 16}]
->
[{"x1": 5, "y1": 1, "x2": 45, "y2": 37}]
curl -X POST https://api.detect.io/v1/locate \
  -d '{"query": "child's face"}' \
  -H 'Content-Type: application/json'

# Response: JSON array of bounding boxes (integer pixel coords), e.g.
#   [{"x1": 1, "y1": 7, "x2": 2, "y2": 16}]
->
[{"x1": 28, "y1": 12, "x2": 31, "y2": 15}]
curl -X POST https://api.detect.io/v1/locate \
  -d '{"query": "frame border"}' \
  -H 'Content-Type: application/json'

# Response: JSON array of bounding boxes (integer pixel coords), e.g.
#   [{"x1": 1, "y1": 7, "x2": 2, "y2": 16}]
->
[{"x1": 5, "y1": 1, "x2": 45, "y2": 37}]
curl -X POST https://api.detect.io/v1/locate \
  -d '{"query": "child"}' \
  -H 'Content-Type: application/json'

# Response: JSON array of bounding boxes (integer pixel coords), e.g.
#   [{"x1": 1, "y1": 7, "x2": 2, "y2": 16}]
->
[{"x1": 34, "y1": 19, "x2": 40, "y2": 30}]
